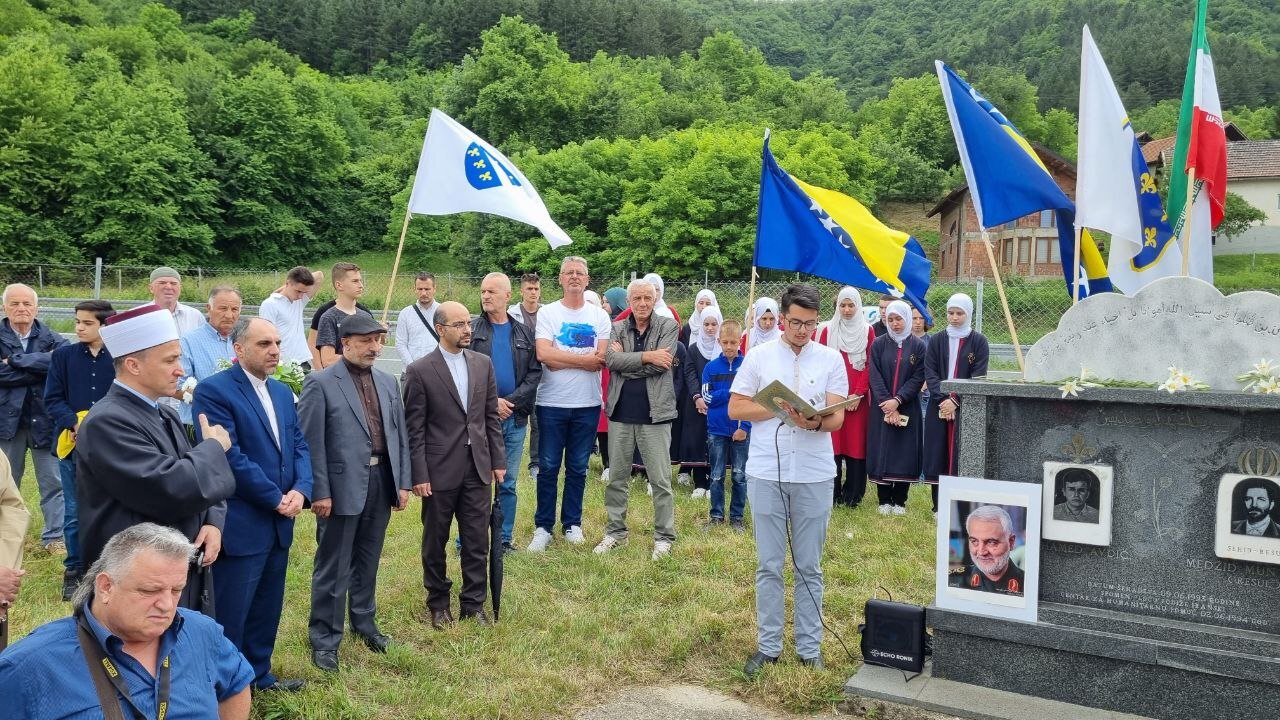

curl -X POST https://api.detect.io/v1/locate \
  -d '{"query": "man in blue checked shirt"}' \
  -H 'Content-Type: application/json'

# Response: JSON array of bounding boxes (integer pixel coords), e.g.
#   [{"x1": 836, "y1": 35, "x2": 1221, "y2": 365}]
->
[
  {"x1": 44, "y1": 300, "x2": 117, "y2": 601},
  {"x1": 0, "y1": 523, "x2": 253, "y2": 719},
  {"x1": 175, "y1": 286, "x2": 241, "y2": 427}
]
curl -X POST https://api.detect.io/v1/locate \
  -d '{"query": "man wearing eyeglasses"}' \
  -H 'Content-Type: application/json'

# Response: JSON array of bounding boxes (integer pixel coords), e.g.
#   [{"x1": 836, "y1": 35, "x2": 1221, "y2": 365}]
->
[
  {"x1": 528, "y1": 257, "x2": 611, "y2": 552},
  {"x1": 728, "y1": 284, "x2": 848, "y2": 676},
  {"x1": 403, "y1": 302, "x2": 506, "y2": 629}
]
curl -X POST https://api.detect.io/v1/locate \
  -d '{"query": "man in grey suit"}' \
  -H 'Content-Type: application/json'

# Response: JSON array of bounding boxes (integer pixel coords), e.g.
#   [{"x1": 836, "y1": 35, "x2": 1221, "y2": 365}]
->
[
  {"x1": 298, "y1": 314, "x2": 411, "y2": 672},
  {"x1": 403, "y1": 302, "x2": 506, "y2": 629}
]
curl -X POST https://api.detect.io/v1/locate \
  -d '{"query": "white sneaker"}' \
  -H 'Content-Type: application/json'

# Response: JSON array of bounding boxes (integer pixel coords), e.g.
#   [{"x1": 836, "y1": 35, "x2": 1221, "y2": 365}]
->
[
  {"x1": 892, "y1": 505, "x2": 907, "y2": 516},
  {"x1": 564, "y1": 526, "x2": 585, "y2": 544},
  {"x1": 677, "y1": 473, "x2": 691, "y2": 486},
  {"x1": 878, "y1": 504, "x2": 892, "y2": 516},
  {"x1": 692, "y1": 488, "x2": 707, "y2": 499},
  {"x1": 599, "y1": 467, "x2": 610, "y2": 482},
  {"x1": 651, "y1": 540, "x2": 673, "y2": 560},
  {"x1": 646, "y1": 483, "x2": 653, "y2": 496},
  {"x1": 594, "y1": 535, "x2": 623, "y2": 554},
  {"x1": 527, "y1": 528, "x2": 552, "y2": 552}
]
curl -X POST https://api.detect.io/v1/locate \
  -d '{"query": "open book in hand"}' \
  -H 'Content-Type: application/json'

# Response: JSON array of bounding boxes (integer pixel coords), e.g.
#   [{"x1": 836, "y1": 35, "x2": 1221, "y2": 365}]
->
[{"x1": 752, "y1": 379, "x2": 862, "y2": 428}]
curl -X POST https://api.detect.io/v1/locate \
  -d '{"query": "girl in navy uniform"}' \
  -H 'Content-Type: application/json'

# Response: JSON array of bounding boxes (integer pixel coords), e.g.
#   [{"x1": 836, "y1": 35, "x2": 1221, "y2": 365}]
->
[
  {"x1": 923, "y1": 294, "x2": 989, "y2": 513},
  {"x1": 867, "y1": 301, "x2": 926, "y2": 516}
]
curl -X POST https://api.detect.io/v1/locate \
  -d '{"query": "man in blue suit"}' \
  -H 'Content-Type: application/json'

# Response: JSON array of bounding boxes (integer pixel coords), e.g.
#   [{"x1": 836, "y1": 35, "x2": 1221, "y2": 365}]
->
[{"x1": 193, "y1": 317, "x2": 312, "y2": 693}]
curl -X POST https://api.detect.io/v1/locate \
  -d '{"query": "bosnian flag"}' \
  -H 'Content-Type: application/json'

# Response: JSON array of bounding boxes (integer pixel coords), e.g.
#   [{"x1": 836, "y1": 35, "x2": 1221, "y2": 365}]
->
[
  {"x1": 1076, "y1": 26, "x2": 1185, "y2": 294},
  {"x1": 407, "y1": 109, "x2": 572, "y2": 248},
  {"x1": 1167, "y1": 0, "x2": 1225, "y2": 280}
]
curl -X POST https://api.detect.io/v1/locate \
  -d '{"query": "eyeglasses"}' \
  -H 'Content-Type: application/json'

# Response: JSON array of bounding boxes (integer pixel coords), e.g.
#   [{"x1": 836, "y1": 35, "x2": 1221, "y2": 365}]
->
[
  {"x1": 786, "y1": 319, "x2": 819, "y2": 330},
  {"x1": 560, "y1": 270, "x2": 588, "y2": 277},
  {"x1": 440, "y1": 321, "x2": 470, "y2": 330}
]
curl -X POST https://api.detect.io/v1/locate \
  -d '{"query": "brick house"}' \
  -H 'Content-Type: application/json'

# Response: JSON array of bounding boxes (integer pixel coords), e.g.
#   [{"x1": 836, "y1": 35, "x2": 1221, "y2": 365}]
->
[{"x1": 927, "y1": 143, "x2": 1085, "y2": 282}]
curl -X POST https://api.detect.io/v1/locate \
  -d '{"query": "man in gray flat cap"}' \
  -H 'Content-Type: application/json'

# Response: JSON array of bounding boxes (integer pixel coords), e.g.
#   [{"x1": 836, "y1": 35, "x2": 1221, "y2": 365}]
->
[{"x1": 148, "y1": 267, "x2": 204, "y2": 336}]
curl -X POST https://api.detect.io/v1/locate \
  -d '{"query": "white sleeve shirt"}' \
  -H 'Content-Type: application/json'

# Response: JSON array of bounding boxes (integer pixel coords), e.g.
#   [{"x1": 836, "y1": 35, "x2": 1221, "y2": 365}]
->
[
  {"x1": 731, "y1": 339, "x2": 848, "y2": 483},
  {"x1": 440, "y1": 348, "x2": 469, "y2": 413},
  {"x1": 396, "y1": 302, "x2": 439, "y2": 365},
  {"x1": 243, "y1": 367, "x2": 280, "y2": 447}
]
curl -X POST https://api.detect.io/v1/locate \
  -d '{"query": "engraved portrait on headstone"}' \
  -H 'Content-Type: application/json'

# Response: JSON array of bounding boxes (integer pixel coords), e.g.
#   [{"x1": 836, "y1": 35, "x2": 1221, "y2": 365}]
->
[
  {"x1": 1214, "y1": 473, "x2": 1280, "y2": 566},
  {"x1": 1041, "y1": 462, "x2": 1113, "y2": 546}
]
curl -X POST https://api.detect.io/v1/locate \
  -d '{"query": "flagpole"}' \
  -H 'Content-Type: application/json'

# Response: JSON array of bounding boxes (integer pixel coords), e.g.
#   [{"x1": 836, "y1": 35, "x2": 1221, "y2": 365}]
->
[
  {"x1": 744, "y1": 266, "x2": 758, "y2": 351},
  {"x1": 380, "y1": 206, "x2": 413, "y2": 325},
  {"x1": 1071, "y1": 225, "x2": 1083, "y2": 305},
  {"x1": 980, "y1": 230, "x2": 1025, "y2": 374},
  {"x1": 1180, "y1": 167, "x2": 1197, "y2": 276}
]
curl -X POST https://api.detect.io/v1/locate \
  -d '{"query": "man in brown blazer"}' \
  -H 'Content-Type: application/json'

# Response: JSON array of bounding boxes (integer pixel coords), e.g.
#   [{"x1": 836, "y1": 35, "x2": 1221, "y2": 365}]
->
[{"x1": 403, "y1": 301, "x2": 506, "y2": 629}]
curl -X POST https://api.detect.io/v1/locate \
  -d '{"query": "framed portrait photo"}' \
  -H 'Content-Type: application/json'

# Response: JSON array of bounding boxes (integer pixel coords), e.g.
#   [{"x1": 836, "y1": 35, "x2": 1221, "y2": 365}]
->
[
  {"x1": 1214, "y1": 474, "x2": 1280, "y2": 566},
  {"x1": 1041, "y1": 462, "x2": 1113, "y2": 546},
  {"x1": 936, "y1": 476, "x2": 1041, "y2": 623}
]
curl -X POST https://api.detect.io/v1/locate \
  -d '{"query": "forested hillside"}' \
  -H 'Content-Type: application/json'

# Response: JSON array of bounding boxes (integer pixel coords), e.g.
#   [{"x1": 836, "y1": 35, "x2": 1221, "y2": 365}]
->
[{"x1": 1, "y1": 0, "x2": 1274, "y2": 278}]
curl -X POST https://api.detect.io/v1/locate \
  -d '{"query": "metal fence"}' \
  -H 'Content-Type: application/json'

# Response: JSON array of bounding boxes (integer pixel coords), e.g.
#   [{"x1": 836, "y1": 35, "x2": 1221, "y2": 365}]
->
[{"x1": 1, "y1": 260, "x2": 1273, "y2": 359}]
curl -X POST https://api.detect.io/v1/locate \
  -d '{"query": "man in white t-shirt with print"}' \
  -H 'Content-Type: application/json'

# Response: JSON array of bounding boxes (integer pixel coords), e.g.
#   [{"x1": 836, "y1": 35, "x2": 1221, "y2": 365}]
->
[
  {"x1": 258, "y1": 266, "x2": 322, "y2": 371},
  {"x1": 729, "y1": 284, "x2": 849, "y2": 676},
  {"x1": 527, "y1": 257, "x2": 611, "y2": 552}
]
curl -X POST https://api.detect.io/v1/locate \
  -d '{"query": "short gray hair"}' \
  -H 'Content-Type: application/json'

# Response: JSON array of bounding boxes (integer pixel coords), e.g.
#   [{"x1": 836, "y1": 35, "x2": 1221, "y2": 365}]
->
[
  {"x1": 207, "y1": 285, "x2": 242, "y2": 305},
  {"x1": 1, "y1": 283, "x2": 37, "y2": 306},
  {"x1": 72, "y1": 523, "x2": 195, "y2": 610},
  {"x1": 229, "y1": 316, "x2": 259, "y2": 344},
  {"x1": 626, "y1": 279, "x2": 655, "y2": 299},
  {"x1": 560, "y1": 256, "x2": 588, "y2": 273},
  {"x1": 965, "y1": 504, "x2": 1014, "y2": 537}
]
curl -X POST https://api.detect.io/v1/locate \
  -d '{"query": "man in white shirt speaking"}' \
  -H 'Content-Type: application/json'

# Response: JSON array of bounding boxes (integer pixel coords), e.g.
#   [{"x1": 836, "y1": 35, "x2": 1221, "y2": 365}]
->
[{"x1": 729, "y1": 284, "x2": 848, "y2": 677}]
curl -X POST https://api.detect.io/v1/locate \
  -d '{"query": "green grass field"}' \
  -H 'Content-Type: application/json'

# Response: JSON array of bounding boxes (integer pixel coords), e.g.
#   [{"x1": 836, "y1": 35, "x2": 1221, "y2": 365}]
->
[{"x1": 9, "y1": 452, "x2": 938, "y2": 719}]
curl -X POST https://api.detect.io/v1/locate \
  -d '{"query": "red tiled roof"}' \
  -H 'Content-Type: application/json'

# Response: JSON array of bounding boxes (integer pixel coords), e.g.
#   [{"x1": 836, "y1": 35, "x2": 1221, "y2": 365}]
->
[
  {"x1": 1141, "y1": 136, "x2": 1176, "y2": 166},
  {"x1": 1227, "y1": 140, "x2": 1280, "y2": 180}
]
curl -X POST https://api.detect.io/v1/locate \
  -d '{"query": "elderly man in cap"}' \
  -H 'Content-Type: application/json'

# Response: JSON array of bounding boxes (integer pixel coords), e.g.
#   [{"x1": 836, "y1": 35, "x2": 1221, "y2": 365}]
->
[
  {"x1": 1, "y1": 283, "x2": 68, "y2": 553},
  {"x1": 75, "y1": 304, "x2": 236, "y2": 613},
  {"x1": 148, "y1": 266, "x2": 205, "y2": 335},
  {"x1": 298, "y1": 313, "x2": 411, "y2": 672}
]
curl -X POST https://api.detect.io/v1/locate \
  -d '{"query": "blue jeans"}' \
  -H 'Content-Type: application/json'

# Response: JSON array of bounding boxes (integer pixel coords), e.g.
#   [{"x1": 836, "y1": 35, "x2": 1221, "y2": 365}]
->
[
  {"x1": 534, "y1": 405, "x2": 598, "y2": 533},
  {"x1": 708, "y1": 434, "x2": 748, "y2": 522},
  {"x1": 499, "y1": 416, "x2": 528, "y2": 544},
  {"x1": 59, "y1": 457, "x2": 80, "y2": 571}
]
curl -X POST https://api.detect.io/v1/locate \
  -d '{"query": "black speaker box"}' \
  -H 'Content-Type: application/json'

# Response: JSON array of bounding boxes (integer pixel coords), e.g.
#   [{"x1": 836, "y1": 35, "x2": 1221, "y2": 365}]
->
[{"x1": 859, "y1": 598, "x2": 927, "y2": 673}]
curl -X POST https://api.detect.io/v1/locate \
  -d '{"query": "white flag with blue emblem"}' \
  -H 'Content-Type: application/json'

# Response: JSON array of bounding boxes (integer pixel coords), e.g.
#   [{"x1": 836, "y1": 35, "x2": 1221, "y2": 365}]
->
[{"x1": 407, "y1": 109, "x2": 572, "y2": 248}]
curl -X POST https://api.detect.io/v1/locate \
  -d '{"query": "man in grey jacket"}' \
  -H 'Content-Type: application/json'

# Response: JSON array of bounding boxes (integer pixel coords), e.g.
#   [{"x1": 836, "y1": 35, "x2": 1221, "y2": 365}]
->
[
  {"x1": 595, "y1": 280, "x2": 679, "y2": 560},
  {"x1": 298, "y1": 314, "x2": 412, "y2": 672}
]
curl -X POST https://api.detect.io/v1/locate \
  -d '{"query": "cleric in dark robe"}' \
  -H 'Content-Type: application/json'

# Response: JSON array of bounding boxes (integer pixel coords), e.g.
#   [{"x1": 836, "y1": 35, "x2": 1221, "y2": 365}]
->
[
  {"x1": 922, "y1": 293, "x2": 989, "y2": 512},
  {"x1": 75, "y1": 304, "x2": 236, "y2": 612}
]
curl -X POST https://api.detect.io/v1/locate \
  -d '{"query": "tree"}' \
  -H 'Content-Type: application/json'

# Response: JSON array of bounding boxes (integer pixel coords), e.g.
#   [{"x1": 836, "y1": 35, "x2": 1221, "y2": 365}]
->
[{"x1": 1218, "y1": 192, "x2": 1266, "y2": 239}]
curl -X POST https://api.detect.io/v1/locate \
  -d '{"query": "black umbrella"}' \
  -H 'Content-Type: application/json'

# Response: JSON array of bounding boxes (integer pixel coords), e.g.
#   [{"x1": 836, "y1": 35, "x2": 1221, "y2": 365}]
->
[{"x1": 488, "y1": 485, "x2": 504, "y2": 621}]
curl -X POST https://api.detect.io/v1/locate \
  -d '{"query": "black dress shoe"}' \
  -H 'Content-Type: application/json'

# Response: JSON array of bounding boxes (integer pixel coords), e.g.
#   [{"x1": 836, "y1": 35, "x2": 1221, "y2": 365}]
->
[
  {"x1": 311, "y1": 650, "x2": 339, "y2": 673},
  {"x1": 61, "y1": 569, "x2": 81, "y2": 602},
  {"x1": 799, "y1": 655, "x2": 825, "y2": 670},
  {"x1": 429, "y1": 608, "x2": 455, "y2": 630},
  {"x1": 356, "y1": 632, "x2": 391, "y2": 653},
  {"x1": 743, "y1": 651, "x2": 779, "y2": 678},
  {"x1": 460, "y1": 608, "x2": 493, "y2": 626},
  {"x1": 258, "y1": 678, "x2": 307, "y2": 693},
  {"x1": 501, "y1": 541, "x2": 517, "y2": 555}
]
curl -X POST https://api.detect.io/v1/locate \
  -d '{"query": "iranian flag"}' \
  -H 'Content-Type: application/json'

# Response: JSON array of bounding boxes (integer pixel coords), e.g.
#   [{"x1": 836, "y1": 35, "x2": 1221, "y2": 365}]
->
[{"x1": 1168, "y1": 0, "x2": 1225, "y2": 281}]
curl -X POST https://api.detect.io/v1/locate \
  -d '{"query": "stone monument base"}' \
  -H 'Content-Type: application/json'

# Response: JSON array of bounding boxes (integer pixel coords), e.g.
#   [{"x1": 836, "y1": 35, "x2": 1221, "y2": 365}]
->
[
  {"x1": 846, "y1": 660, "x2": 1151, "y2": 720},
  {"x1": 929, "y1": 604, "x2": 1280, "y2": 720}
]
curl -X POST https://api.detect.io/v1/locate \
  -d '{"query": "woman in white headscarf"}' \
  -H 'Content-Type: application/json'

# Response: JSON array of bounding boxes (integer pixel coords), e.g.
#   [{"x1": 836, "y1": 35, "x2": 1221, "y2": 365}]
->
[
  {"x1": 866, "y1": 300, "x2": 927, "y2": 516},
  {"x1": 642, "y1": 273, "x2": 680, "y2": 323},
  {"x1": 682, "y1": 289, "x2": 718, "y2": 344},
  {"x1": 674, "y1": 306, "x2": 721, "y2": 496},
  {"x1": 817, "y1": 288, "x2": 876, "y2": 508},
  {"x1": 923, "y1": 293, "x2": 989, "y2": 514},
  {"x1": 742, "y1": 297, "x2": 781, "y2": 351}
]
